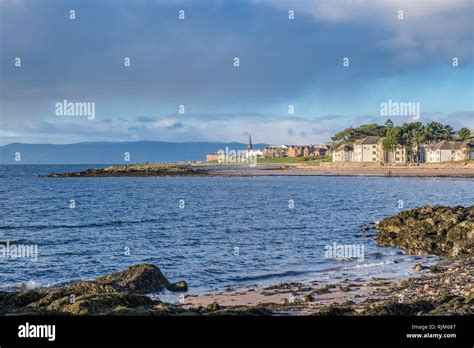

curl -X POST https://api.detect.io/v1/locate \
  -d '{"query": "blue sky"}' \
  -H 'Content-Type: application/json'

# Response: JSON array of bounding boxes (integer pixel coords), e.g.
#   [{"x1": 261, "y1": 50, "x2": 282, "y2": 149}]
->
[{"x1": 0, "y1": 0, "x2": 473, "y2": 145}]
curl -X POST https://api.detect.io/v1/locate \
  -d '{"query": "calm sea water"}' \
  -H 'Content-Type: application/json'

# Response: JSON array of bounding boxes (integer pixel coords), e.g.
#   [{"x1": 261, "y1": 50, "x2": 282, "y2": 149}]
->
[{"x1": 0, "y1": 165, "x2": 472, "y2": 296}]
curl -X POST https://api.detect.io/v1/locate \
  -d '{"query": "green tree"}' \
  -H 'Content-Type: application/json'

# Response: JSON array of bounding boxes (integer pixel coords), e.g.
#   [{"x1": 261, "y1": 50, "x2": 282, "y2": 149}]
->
[
  {"x1": 384, "y1": 119, "x2": 394, "y2": 129},
  {"x1": 331, "y1": 127, "x2": 354, "y2": 143},
  {"x1": 423, "y1": 121, "x2": 444, "y2": 143},
  {"x1": 331, "y1": 123, "x2": 387, "y2": 145},
  {"x1": 441, "y1": 125, "x2": 454, "y2": 140},
  {"x1": 458, "y1": 127, "x2": 471, "y2": 141}
]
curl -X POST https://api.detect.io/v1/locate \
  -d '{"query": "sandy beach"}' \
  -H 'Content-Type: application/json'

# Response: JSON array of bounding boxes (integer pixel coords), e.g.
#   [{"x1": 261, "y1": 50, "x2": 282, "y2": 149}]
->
[{"x1": 181, "y1": 257, "x2": 472, "y2": 315}]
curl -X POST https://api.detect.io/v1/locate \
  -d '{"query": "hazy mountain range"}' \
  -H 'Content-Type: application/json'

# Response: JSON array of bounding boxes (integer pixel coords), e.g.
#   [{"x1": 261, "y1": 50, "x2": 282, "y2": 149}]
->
[{"x1": 0, "y1": 141, "x2": 268, "y2": 164}]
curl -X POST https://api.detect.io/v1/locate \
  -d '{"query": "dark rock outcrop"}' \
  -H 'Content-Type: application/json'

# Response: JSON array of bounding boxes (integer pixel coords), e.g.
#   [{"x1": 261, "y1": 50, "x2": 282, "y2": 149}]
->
[
  {"x1": 45, "y1": 165, "x2": 208, "y2": 178},
  {"x1": 375, "y1": 205, "x2": 474, "y2": 256},
  {"x1": 0, "y1": 264, "x2": 268, "y2": 316},
  {"x1": 0, "y1": 264, "x2": 188, "y2": 315}
]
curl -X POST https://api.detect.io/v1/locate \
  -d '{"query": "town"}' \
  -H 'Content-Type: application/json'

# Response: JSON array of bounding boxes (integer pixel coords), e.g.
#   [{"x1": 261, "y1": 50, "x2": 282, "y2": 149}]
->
[{"x1": 207, "y1": 120, "x2": 474, "y2": 165}]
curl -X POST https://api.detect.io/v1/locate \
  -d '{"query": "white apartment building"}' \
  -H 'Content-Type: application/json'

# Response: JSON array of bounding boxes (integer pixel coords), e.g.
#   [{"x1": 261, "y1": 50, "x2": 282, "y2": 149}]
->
[{"x1": 353, "y1": 136, "x2": 382, "y2": 162}]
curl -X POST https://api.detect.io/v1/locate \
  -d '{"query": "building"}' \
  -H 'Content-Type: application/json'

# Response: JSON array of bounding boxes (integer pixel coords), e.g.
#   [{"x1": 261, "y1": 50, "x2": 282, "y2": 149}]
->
[
  {"x1": 332, "y1": 136, "x2": 473, "y2": 164},
  {"x1": 263, "y1": 145, "x2": 288, "y2": 158},
  {"x1": 302, "y1": 145, "x2": 330, "y2": 158},
  {"x1": 206, "y1": 153, "x2": 220, "y2": 162},
  {"x1": 333, "y1": 143, "x2": 354, "y2": 162},
  {"x1": 303, "y1": 146, "x2": 311, "y2": 157},
  {"x1": 383, "y1": 145, "x2": 408, "y2": 164},
  {"x1": 287, "y1": 146, "x2": 304, "y2": 157},
  {"x1": 353, "y1": 136, "x2": 382, "y2": 162},
  {"x1": 426, "y1": 140, "x2": 464, "y2": 162},
  {"x1": 461, "y1": 139, "x2": 474, "y2": 160}
]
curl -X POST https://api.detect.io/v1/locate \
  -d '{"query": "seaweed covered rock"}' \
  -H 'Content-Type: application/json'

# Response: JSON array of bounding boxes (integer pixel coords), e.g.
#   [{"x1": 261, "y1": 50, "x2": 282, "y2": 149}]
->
[
  {"x1": 361, "y1": 300, "x2": 436, "y2": 316},
  {"x1": 1, "y1": 264, "x2": 189, "y2": 315},
  {"x1": 375, "y1": 205, "x2": 474, "y2": 256}
]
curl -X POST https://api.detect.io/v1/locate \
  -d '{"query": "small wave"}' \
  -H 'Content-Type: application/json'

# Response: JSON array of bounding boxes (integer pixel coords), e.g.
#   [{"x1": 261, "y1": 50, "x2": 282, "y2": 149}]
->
[
  {"x1": 349, "y1": 260, "x2": 395, "y2": 269},
  {"x1": 368, "y1": 252, "x2": 384, "y2": 258},
  {"x1": 230, "y1": 270, "x2": 307, "y2": 282},
  {"x1": 203, "y1": 268, "x2": 226, "y2": 275},
  {"x1": 0, "y1": 218, "x2": 162, "y2": 230},
  {"x1": 0, "y1": 239, "x2": 35, "y2": 245},
  {"x1": 8, "y1": 280, "x2": 42, "y2": 291}
]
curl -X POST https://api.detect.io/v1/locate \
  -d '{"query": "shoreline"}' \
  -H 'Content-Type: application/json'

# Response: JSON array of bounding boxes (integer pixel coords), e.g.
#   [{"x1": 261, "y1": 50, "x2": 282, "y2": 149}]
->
[
  {"x1": 43, "y1": 161, "x2": 474, "y2": 178},
  {"x1": 1, "y1": 256, "x2": 471, "y2": 316},
  {"x1": 181, "y1": 256, "x2": 472, "y2": 315}
]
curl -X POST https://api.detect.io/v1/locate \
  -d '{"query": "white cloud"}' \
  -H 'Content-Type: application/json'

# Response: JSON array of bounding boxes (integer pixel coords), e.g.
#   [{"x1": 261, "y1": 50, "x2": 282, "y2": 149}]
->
[{"x1": 255, "y1": 0, "x2": 473, "y2": 62}]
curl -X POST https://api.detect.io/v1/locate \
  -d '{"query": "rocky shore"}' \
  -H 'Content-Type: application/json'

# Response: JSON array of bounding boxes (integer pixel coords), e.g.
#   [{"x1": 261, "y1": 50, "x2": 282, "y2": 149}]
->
[
  {"x1": 45, "y1": 164, "x2": 209, "y2": 178},
  {"x1": 1, "y1": 205, "x2": 472, "y2": 316},
  {"x1": 0, "y1": 264, "x2": 268, "y2": 316},
  {"x1": 375, "y1": 205, "x2": 473, "y2": 257}
]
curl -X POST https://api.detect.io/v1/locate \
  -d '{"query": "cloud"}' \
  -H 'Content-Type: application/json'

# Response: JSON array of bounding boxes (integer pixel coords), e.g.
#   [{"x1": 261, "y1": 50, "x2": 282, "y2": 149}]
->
[
  {"x1": 0, "y1": 0, "x2": 472, "y2": 145},
  {"x1": 254, "y1": 0, "x2": 473, "y2": 63}
]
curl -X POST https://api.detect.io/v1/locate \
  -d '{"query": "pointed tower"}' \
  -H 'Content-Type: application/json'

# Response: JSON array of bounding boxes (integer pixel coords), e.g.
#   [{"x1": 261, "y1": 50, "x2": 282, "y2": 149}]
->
[{"x1": 248, "y1": 133, "x2": 253, "y2": 151}]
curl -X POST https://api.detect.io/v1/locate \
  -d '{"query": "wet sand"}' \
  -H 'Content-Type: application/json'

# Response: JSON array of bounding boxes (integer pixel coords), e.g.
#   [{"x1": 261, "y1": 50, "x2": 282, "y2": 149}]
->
[{"x1": 182, "y1": 257, "x2": 473, "y2": 315}]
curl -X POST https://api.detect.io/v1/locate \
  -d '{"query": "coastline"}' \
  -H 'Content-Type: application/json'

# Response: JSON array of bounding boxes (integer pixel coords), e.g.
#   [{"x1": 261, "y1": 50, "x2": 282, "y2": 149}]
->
[
  {"x1": 181, "y1": 256, "x2": 472, "y2": 315},
  {"x1": 43, "y1": 161, "x2": 474, "y2": 178},
  {"x1": 1, "y1": 205, "x2": 472, "y2": 316},
  {"x1": 1, "y1": 257, "x2": 471, "y2": 316}
]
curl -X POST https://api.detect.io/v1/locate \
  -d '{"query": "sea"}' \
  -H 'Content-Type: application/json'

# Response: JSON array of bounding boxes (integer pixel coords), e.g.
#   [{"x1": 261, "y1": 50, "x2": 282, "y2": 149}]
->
[{"x1": 0, "y1": 165, "x2": 472, "y2": 299}]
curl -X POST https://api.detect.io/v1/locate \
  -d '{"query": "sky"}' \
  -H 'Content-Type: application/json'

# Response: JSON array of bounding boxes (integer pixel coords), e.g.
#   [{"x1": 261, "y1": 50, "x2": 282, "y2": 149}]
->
[{"x1": 0, "y1": 0, "x2": 473, "y2": 145}]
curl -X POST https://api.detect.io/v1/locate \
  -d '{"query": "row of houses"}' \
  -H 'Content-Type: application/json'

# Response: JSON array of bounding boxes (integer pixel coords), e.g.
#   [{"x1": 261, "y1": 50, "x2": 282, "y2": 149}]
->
[
  {"x1": 333, "y1": 136, "x2": 474, "y2": 164},
  {"x1": 263, "y1": 144, "x2": 333, "y2": 158}
]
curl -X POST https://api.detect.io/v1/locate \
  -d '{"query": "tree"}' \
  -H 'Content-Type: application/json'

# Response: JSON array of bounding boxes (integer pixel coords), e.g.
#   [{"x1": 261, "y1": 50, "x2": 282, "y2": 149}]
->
[
  {"x1": 331, "y1": 123, "x2": 387, "y2": 144},
  {"x1": 382, "y1": 126, "x2": 401, "y2": 161},
  {"x1": 384, "y1": 119, "x2": 394, "y2": 129},
  {"x1": 458, "y1": 127, "x2": 471, "y2": 141},
  {"x1": 423, "y1": 121, "x2": 444, "y2": 143},
  {"x1": 331, "y1": 127, "x2": 354, "y2": 143},
  {"x1": 441, "y1": 125, "x2": 454, "y2": 141}
]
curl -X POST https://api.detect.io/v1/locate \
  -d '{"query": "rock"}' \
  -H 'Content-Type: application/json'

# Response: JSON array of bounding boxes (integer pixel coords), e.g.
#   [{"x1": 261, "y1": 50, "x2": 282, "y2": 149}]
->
[
  {"x1": 428, "y1": 296, "x2": 473, "y2": 315},
  {"x1": 86, "y1": 264, "x2": 172, "y2": 294},
  {"x1": 362, "y1": 300, "x2": 436, "y2": 316},
  {"x1": 205, "y1": 302, "x2": 221, "y2": 312},
  {"x1": 0, "y1": 264, "x2": 191, "y2": 315},
  {"x1": 46, "y1": 293, "x2": 157, "y2": 315},
  {"x1": 168, "y1": 281, "x2": 188, "y2": 292},
  {"x1": 375, "y1": 205, "x2": 474, "y2": 257},
  {"x1": 430, "y1": 265, "x2": 444, "y2": 273},
  {"x1": 313, "y1": 285, "x2": 335, "y2": 295},
  {"x1": 339, "y1": 285, "x2": 353, "y2": 292},
  {"x1": 315, "y1": 305, "x2": 356, "y2": 316},
  {"x1": 45, "y1": 164, "x2": 209, "y2": 178},
  {"x1": 413, "y1": 264, "x2": 427, "y2": 271}
]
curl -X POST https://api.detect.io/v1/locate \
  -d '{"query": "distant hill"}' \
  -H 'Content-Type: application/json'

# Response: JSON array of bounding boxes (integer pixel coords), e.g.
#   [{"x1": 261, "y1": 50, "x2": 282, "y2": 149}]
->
[{"x1": 0, "y1": 141, "x2": 269, "y2": 164}]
